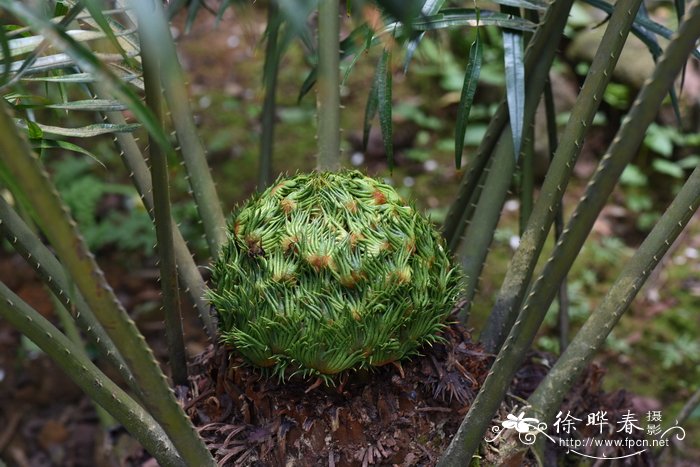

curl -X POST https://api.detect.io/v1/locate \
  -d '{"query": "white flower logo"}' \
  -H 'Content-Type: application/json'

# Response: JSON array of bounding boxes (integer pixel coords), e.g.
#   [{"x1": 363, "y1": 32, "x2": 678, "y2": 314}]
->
[{"x1": 502, "y1": 412, "x2": 541, "y2": 433}]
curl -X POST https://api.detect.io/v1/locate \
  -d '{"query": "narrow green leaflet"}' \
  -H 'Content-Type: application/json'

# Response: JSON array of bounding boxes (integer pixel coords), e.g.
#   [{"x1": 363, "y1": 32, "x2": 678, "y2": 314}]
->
[
  {"x1": 47, "y1": 98, "x2": 127, "y2": 111},
  {"x1": 376, "y1": 49, "x2": 393, "y2": 169},
  {"x1": 381, "y1": 10, "x2": 536, "y2": 35},
  {"x1": 455, "y1": 27, "x2": 482, "y2": 169},
  {"x1": 22, "y1": 71, "x2": 138, "y2": 83},
  {"x1": 2, "y1": 30, "x2": 104, "y2": 59},
  {"x1": 503, "y1": 30, "x2": 525, "y2": 160},
  {"x1": 15, "y1": 119, "x2": 139, "y2": 137},
  {"x1": 0, "y1": 1, "x2": 175, "y2": 169},
  {"x1": 30, "y1": 139, "x2": 104, "y2": 166},
  {"x1": 1, "y1": 4, "x2": 84, "y2": 89}
]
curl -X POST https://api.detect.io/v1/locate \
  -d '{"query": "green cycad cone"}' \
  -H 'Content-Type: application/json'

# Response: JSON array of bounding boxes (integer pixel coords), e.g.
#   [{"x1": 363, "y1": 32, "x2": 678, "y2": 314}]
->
[{"x1": 209, "y1": 171, "x2": 463, "y2": 381}]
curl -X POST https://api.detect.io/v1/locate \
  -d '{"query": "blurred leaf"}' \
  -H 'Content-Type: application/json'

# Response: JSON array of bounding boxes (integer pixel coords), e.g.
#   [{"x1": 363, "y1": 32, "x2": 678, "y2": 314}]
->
[
  {"x1": 403, "y1": 0, "x2": 448, "y2": 72},
  {"x1": 363, "y1": 64, "x2": 380, "y2": 151},
  {"x1": 644, "y1": 123, "x2": 675, "y2": 156},
  {"x1": 583, "y1": 0, "x2": 700, "y2": 61},
  {"x1": 503, "y1": 30, "x2": 524, "y2": 160},
  {"x1": 0, "y1": 26, "x2": 10, "y2": 85},
  {"x1": 277, "y1": 0, "x2": 318, "y2": 37},
  {"x1": 620, "y1": 164, "x2": 648, "y2": 186},
  {"x1": 262, "y1": 6, "x2": 283, "y2": 89},
  {"x1": 491, "y1": 0, "x2": 548, "y2": 11},
  {"x1": 22, "y1": 71, "x2": 138, "y2": 83},
  {"x1": 300, "y1": 24, "x2": 372, "y2": 101},
  {"x1": 652, "y1": 159, "x2": 684, "y2": 178},
  {"x1": 376, "y1": 49, "x2": 393, "y2": 168},
  {"x1": 216, "y1": 0, "x2": 235, "y2": 25},
  {"x1": 455, "y1": 25, "x2": 482, "y2": 169},
  {"x1": 185, "y1": 0, "x2": 202, "y2": 33},
  {"x1": 15, "y1": 119, "x2": 139, "y2": 137},
  {"x1": 673, "y1": 0, "x2": 686, "y2": 95},
  {"x1": 81, "y1": 0, "x2": 129, "y2": 60},
  {"x1": 631, "y1": 3, "x2": 682, "y2": 123},
  {"x1": 373, "y1": 0, "x2": 423, "y2": 27},
  {"x1": 3, "y1": 30, "x2": 107, "y2": 59},
  {"x1": 342, "y1": 24, "x2": 373, "y2": 84},
  {"x1": 47, "y1": 99, "x2": 128, "y2": 111},
  {"x1": 677, "y1": 155, "x2": 700, "y2": 168}
]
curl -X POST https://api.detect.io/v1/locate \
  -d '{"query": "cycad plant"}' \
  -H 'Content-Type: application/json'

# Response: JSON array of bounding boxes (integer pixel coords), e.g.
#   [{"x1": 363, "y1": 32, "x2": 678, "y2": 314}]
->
[
  {"x1": 209, "y1": 170, "x2": 462, "y2": 381},
  {"x1": 0, "y1": 0, "x2": 699, "y2": 465}
]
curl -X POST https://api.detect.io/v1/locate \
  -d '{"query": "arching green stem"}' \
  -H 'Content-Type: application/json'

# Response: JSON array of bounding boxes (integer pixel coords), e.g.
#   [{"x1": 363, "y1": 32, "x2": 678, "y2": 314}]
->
[{"x1": 140, "y1": 21, "x2": 188, "y2": 386}]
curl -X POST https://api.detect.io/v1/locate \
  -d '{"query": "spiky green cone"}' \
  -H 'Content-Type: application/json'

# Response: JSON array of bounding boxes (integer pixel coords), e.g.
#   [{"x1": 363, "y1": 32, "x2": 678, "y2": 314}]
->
[{"x1": 209, "y1": 171, "x2": 463, "y2": 381}]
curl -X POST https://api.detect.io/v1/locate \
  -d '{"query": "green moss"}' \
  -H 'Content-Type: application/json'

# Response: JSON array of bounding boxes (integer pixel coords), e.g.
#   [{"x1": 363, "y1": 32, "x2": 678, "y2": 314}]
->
[{"x1": 209, "y1": 170, "x2": 463, "y2": 381}]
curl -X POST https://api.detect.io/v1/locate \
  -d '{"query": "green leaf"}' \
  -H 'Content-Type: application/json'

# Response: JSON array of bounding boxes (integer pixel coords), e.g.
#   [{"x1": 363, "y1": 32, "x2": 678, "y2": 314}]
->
[
  {"x1": 47, "y1": 98, "x2": 127, "y2": 111},
  {"x1": 376, "y1": 49, "x2": 393, "y2": 168},
  {"x1": 25, "y1": 119, "x2": 43, "y2": 139},
  {"x1": 15, "y1": 119, "x2": 139, "y2": 137},
  {"x1": 455, "y1": 26, "x2": 482, "y2": 169},
  {"x1": 503, "y1": 30, "x2": 525, "y2": 160}
]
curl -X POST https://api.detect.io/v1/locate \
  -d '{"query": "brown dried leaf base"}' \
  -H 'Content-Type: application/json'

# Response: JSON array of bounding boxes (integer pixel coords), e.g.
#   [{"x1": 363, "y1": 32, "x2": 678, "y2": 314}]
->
[{"x1": 187, "y1": 323, "x2": 492, "y2": 466}]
